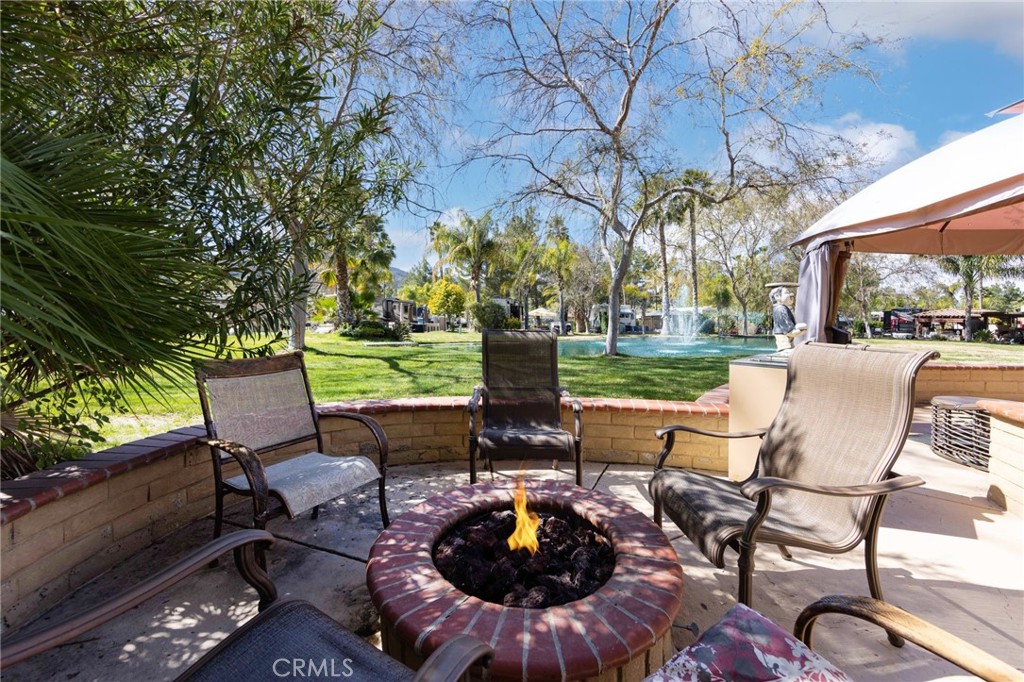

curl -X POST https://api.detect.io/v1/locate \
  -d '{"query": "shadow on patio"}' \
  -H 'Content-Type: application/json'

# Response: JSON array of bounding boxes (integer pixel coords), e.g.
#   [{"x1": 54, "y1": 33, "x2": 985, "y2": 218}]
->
[{"x1": 3, "y1": 418, "x2": 1022, "y2": 681}]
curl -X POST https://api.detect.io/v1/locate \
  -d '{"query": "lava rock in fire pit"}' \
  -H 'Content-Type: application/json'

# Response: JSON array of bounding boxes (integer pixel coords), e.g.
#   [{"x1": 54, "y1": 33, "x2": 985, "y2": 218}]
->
[{"x1": 433, "y1": 507, "x2": 614, "y2": 608}]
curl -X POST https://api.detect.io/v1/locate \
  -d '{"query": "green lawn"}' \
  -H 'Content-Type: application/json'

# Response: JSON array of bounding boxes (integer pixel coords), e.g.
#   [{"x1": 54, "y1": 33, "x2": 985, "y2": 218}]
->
[
  {"x1": 851, "y1": 336, "x2": 1024, "y2": 364},
  {"x1": 97, "y1": 331, "x2": 1021, "y2": 447}
]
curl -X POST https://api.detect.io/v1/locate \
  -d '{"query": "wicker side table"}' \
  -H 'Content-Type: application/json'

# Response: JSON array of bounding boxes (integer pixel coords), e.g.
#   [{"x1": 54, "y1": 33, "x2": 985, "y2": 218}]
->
[{"x1": 930, "y1": 395, "x2": 991, "y2": 471}]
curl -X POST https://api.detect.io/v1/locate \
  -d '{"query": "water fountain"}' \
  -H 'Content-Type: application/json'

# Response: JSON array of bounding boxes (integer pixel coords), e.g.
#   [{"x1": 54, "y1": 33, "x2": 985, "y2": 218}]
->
[{"x1": 660, "y1": 285, "x2": 702, "y2": 342}]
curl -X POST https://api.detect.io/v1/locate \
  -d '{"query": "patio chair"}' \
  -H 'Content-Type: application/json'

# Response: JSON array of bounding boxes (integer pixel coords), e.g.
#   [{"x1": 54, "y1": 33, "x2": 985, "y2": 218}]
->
[
  {"x1": 0, "y1": 530, "x2": 494, "y2": 682},
  {"x1": 468, "y1": 329, "x2": 583, "y2": 485},
  {"x1": 649, "y1": 342, "x2": 937, "y2": 646},
  {"x1": 649, "y1": 595, "x2": 1023, "y2": 682},
  {"x1": 195, "y1": 351, "x2": 390, "y2": 540}
]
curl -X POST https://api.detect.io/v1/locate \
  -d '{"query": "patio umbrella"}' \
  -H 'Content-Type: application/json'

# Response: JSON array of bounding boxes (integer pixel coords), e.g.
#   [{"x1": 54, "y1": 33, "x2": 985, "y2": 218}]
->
[{"x1": 528, "y1": 307, "x2": 557, "y2": 318}]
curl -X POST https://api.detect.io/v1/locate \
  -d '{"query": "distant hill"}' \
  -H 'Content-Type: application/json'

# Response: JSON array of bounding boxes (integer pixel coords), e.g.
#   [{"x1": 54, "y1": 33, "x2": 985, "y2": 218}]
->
[{"x1": 390, "y1": 266, "x2": 407, "y2": 290}]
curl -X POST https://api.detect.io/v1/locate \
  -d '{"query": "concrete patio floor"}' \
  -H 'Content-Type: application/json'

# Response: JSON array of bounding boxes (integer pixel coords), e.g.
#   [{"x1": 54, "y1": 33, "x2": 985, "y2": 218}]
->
[{"x1": 4, "y1": 410, "x2": 1022, "y2": 681}]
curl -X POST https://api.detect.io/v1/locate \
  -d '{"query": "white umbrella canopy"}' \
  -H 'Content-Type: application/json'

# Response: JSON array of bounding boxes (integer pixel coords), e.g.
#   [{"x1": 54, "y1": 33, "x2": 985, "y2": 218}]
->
[
  {"x1": 791, "y1": 114, "x2": 1024, "y2": 256},
  {"x1": 527, "y1": 307, "x2": 557, "y2": 318},
  {"x1": 793, "y1": 113, "x2": 1024, "y2": 343}
]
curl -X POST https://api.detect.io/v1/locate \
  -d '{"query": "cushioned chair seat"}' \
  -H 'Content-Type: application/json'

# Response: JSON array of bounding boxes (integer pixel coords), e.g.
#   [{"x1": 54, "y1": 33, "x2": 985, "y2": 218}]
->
[
  {"x1": 181, "y1": 600, "x2": 414, "y2": 682},
  {"x1": 224, "y1": 453, "x2": 380, "y2": 519},
  {"x1": 649, "y1": 468, "x2": 856, "y2": 569},
  {"x1": 477, "y1": 427, "x2": 575, "y2": 460}
]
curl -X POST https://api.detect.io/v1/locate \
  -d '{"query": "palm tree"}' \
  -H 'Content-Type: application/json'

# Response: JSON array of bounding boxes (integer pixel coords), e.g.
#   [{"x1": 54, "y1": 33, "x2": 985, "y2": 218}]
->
[
  {"x1": 638, "y1": 170, "x2": 713, "y2": 335},
  {"x1": 539, "y1": 216, "x2": 575, "y2": 332},
  {"x1": 501, "y1": 208, "x2": 544, "y2": 328},
  {"x1": 939, "y1": 255, "x2": 1024, "y2": 340},
  {"x1": 320, "y1": 213, "x2": 395, "y2": 325},
  {"x1": 437, "y1": 211, "x2": 501, "y2": 304},
  {"x1": 937, "y1": 256, "x2": 985, "y2": 341}
]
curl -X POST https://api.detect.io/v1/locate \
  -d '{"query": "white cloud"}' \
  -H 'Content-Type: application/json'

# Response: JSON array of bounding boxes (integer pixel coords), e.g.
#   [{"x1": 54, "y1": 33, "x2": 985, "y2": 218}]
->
[
  {"x1": 823, "y1": 1, "x2": 1024, "y2": 59},
  {"x1": 829, "y1": 114, "x2": 921, "y2": 171}
]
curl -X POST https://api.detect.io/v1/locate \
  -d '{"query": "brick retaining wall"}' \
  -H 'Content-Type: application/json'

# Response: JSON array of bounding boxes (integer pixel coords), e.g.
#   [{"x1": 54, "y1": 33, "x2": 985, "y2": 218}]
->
[
  {"x1": 0, "y1": 396, "x2": 727, "y2": 633},
  {"x1": 2, "y1": 361, "x2": 1018, "y2": 633},
  {"x1": 978, "y1": 399, "x2": 1024, "y2": 518},
  {"x1": 916, "y1": 363, "x2": 1023, "y2": 402}
]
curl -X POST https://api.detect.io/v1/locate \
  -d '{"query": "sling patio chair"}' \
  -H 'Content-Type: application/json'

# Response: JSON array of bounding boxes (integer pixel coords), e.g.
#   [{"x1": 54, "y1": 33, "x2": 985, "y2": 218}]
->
[
  {"x1": 649, "y1": 342, "x2": 938, "y2": 647},
  {"x1": 1, "y1": 530, "x2": 494, "y2": 682},
  {"x1": 195, "y1": 351, "x2": 390, "y2": 540},
  {"x1": 468, "y1": 329, "x2": 583, "y2": 486}
]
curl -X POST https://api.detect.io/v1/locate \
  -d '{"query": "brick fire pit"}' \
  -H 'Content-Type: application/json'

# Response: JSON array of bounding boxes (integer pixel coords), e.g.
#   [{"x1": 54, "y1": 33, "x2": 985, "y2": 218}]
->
[{"x1": 366, "y1": 479, "x2": 683, "y2": 681}]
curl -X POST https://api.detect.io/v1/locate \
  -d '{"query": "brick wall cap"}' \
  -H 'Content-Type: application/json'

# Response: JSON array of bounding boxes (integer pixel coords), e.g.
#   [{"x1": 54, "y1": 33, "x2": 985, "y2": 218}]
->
[{"x1": 977, "y1": 399, "x2": 1024, "y2": 425}]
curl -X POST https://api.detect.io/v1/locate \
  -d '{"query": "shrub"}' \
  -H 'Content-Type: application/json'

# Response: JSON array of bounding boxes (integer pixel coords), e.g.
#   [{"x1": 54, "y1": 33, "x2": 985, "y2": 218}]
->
[
  {"x1": 338, "y1": 320, "x2": 409, "y2": 342},
  {"x1": 928, "y1": 332, "x2": 948, "y2": 341},
  {"x1": 468, "y1": 301, "x2": 508, "y2": 330},
  {"x1": 852, "y1": 319, "x2": 867, "y2": 336},
  {"x1": 972, "y1": 329, "x2": 993, "y2": 343},
  {"x1": 504, "y1": 317, "x2": 522, "y2": 330},
  {"x1": 311, "y1": 296, "x2": 337, "y2": 324}
]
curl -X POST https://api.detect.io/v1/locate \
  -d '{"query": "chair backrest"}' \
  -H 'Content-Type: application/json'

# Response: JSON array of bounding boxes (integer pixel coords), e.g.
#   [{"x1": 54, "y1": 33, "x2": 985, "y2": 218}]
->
[
  {"x1": 481, "y1": 330, "x2": 562, "y2": 430},
  {"x1": 195, "y1": 352, "x2": 323, "y2": 454},
  {"x1": 757, "y1": 343, "x2": 937, "y2": 545}
]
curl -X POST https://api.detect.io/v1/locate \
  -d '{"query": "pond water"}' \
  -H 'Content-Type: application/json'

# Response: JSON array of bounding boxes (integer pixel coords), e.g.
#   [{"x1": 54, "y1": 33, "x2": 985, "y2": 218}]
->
[
  {"x1": 559, "y1": 335, "x2": 774, "y2": 357},
  {"x1": 442, "y1": 335, "x2": 775, "y2": 358}
]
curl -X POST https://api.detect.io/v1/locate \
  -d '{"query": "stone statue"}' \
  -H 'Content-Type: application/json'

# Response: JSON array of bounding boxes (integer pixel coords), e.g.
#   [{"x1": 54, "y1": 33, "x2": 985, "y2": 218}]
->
[{"x1": 769, "y1": 286, "x2": 807, "y2": 351}]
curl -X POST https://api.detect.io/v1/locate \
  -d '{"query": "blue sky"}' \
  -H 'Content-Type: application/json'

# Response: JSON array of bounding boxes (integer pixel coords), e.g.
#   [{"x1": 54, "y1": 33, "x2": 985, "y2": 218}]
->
[{"x1": 385, "y1": 1, "x2": 1023, "y2": 271}]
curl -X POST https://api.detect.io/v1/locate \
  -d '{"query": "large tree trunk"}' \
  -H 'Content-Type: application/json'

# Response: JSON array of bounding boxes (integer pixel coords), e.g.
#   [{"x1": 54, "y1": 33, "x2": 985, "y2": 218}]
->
[
  {"x1": 658, "y1": 219, "x2": 671, "y2": 336},
  {"x1": 604, "y1": 243, "x2": 633, "y2": 355},
  {"x1": 860, "y1": 298, "x2": 873, "y2": 339},
  {"x1": 289, "y1": 248, "x2": 309, "y2": 351},
  {"x1": 964, "y1": 285, "x2": 975, "y2": 341}
]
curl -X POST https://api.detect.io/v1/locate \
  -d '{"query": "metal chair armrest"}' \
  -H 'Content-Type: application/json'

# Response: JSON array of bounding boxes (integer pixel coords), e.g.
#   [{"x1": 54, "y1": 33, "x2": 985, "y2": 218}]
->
[
  {"x1": 653, "y1": 425, "x2": 767, "y2": 471},
  {"x1": 468, "y1": 386, "x2": 482, "y2": 414},
  {"x1": 559, "y1": 392, "x2": 584, "y2": 440},
  {"x1": 741, "y1": 474, "x2": 925, "y2": 501},
  {"x1": 468, "y1": 386, "x2": 483, "y2": 438},
  {"x1": 412, "y1": 635, "x2": 494, "y2": 682},
  {"x1": 0, "y1": 530, "x2": 277, "y2": 667},
  {"x1": 201, "y1": 438, "x2": 271, "y2": 519},
  {"x1": 655, "y1": 424, "x2": 768, "y2": 440},
  {"x1": 795, "y1": 596, "x2": 1024, "y2": 682},
  {"x1": 327, "y1": 411, "x2": 390, "y2": 470}
]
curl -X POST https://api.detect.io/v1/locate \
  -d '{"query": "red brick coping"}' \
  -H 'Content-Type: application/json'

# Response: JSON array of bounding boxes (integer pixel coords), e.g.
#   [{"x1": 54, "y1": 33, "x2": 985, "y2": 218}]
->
[
  {"x1": 366, "y1": 479, "x2": 683, "y2": 681},
  {"x1": 0, "y1": 395, "x2": 729, "y2": 526},
  {"x1": 318, "y1": 395, "x2": 728, "y2": 417},
  {"x1": 977, "y1": 399, "x2": 1024, "y2": 425},
  {"x1": 0, "y1": 426, "x2": 207, "y2": 525}
]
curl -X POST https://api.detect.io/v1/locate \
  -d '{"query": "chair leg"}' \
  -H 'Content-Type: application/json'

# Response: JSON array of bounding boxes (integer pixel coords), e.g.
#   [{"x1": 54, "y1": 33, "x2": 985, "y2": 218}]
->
[
  {"x1": 311, "y1": 505, "x2": 320, "y2": 521},
  {"x1": 213, "y1": 489, "x2": 225, "y2": 539},
  {"x1": 653, "y1": 498, "x2": 663, "y2": 527},
  {"x1": 737, "y1": 537, "x2": 757, "y2": 606},
  {"x1": 469, "y1": 439, "x2": 478, "y2": 484},
  {"x1": 378, "y1": 477, "x2": 390, "y2": 528},
  {"x1": 777, "y1": 544, "x2": 793, "y2": 560},
  {"x1": 866, "y1": 496, "x2": 904, "y2": 648},
  {"x1": 574, "y1": 442, "x2": 583, "y2": 487}
]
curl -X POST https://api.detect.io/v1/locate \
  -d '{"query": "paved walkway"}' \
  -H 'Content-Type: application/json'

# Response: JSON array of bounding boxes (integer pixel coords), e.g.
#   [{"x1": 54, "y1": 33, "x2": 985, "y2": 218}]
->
[{"x1": 5, "y1": 411, "x2": 1023, "y2": 681}]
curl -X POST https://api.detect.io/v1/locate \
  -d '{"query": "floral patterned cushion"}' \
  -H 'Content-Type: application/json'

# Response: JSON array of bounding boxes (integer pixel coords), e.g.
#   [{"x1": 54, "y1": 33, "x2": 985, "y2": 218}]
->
[{"x1": 645, "y1": 603, "x2": 851, "y2": 682}]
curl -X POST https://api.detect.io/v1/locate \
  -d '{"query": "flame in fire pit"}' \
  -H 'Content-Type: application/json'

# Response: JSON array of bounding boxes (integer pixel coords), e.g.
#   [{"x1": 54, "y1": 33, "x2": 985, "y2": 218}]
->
[{"x1": 508, "y1": 478, "x2": 540, "y2": 554}]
